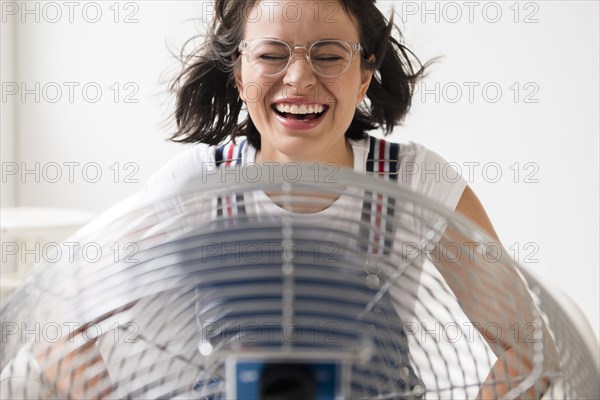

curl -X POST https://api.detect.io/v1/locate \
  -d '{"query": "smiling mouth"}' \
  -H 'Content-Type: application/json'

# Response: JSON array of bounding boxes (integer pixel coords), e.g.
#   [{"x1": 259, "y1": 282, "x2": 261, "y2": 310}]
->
[{"x1": 272, "y1": 103, "x2": 329, "y2": 121}]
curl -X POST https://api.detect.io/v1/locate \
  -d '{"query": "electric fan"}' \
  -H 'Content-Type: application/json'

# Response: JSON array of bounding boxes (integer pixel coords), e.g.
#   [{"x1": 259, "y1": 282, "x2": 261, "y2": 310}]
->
[{"x1": 1, "y1": 164, "x2": 598, "y2": 399}]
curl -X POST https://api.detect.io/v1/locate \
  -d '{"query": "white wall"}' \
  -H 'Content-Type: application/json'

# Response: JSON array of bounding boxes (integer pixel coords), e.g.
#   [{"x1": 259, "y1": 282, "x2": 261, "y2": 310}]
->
[
  {"x1": 1, "y1": 4, "x2": 16, "y2": 207},
  {"x1": 2, "y1": 1, "x2": 211, "y2": 212},
  {"x1": 1, "y1": 1, "x2": 598, "y2": 338}
]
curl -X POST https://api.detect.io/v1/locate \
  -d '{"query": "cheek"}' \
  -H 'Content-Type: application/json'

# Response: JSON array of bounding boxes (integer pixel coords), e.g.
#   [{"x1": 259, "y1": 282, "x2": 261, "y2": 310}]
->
[
  {"x1": 238, "y1": 82, "x2": 265, "y2": 106},
  {"x1": 337, "y1": 81, "x2": 363, "y2": 109},
  {"x1": 236, "y1": 66, "x2": 258, "y2": 102},
  {"x1": 239, "y1": 74, "x2": 280, "y2": 106}
]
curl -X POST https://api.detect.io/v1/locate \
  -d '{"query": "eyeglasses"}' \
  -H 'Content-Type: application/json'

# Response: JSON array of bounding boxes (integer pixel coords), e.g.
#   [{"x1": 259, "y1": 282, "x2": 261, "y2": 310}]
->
[{"x1": 238, "y1": 38, "x2": 363, "y2": 78}]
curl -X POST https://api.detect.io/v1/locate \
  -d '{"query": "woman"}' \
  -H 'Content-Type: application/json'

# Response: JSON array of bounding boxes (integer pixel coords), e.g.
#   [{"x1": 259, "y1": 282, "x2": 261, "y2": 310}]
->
[
  {"x1": 0, "y1": 0, "x2": 559, "y2": 398},
  {"x1": 147, "y1": 0, "x2": 559, "y2": 398}
]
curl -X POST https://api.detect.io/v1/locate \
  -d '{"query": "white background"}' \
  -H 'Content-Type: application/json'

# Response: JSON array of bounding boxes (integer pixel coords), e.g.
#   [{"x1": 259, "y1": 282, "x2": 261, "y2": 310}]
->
[{"x1": 1, "y1": 1, "x2": 598, "y2": 339}]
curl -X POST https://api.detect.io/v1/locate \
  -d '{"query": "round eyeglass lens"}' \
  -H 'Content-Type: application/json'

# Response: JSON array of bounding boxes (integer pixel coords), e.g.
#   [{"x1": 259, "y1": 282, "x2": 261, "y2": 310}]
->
[{"x1": 247, "y1": 39, "x2": 354, "y2": 77}]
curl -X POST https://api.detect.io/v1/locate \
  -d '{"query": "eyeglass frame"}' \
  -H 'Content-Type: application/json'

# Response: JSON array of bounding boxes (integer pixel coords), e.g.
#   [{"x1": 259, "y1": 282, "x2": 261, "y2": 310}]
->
[{"x1": 238, "y1": 38, "x2": 364, "y2": 78}]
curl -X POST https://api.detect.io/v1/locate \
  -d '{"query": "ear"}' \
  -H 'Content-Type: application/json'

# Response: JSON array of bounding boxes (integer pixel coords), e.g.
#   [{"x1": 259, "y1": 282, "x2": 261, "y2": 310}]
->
[{"x1": 356, "y1": 54, "x2": 376, "y2": 105}]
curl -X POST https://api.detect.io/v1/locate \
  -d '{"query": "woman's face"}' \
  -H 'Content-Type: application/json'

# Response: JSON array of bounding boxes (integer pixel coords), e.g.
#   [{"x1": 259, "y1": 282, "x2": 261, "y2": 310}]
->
[{"x1": 235, "y1": 0, "x2": 372, "y2": 165}]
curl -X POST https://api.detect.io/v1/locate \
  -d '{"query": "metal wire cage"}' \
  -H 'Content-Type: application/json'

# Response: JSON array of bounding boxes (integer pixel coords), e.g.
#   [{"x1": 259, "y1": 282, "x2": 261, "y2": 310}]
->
[{"x1": 1, "y1": 165, "x2": 598, "y2": 399}]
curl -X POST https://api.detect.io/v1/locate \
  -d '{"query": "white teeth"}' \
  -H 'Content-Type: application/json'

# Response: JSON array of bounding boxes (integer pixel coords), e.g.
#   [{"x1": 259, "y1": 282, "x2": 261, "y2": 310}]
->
[{"x1": 275, "y1": 103, "x2": 325, "y2": 115}]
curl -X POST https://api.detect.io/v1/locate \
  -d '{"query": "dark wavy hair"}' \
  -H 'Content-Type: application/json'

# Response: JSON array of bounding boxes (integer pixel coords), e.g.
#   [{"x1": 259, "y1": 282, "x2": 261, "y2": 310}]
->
[{"x1": 170, "y1": 0, "x2": 430, "y2": 149}]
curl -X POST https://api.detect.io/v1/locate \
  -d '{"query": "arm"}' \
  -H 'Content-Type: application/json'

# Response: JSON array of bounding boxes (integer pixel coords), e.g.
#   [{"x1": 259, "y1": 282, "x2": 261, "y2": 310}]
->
[
  {"x1": 433, "y1": 185, "x2": 559, "y2": 399},
  {"x1": 34, "y1": 323, "x2": 115, "y2": 399}
]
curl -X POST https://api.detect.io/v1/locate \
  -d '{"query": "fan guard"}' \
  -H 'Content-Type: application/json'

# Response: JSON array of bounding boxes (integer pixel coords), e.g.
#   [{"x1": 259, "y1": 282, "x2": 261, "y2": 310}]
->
[{"x1": 1, "y1": 164, "x2": 598, "y2": 399}]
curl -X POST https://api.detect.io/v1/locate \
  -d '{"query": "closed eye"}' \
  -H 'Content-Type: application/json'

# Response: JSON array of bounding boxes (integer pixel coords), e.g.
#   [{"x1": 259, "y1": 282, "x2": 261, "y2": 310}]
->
[
  {"x1": 257, "y1": 54, "x2": 288, "y2": 61},
  {"x1": 314, "y1": 55, "x2": 343, "y2": 62}
]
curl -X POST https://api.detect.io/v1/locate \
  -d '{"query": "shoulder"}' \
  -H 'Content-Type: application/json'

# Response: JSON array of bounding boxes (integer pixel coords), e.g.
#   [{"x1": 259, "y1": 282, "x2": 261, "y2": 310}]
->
[
  {"x1": 398, "y1": 141, "x2": 444, "y2": 166},
  {"x1": 376, "y1": 138, "x2": 498, "y2": 239},
  {"x1": 355, "y1": 136, "x2": 448, "y2": 168},
  {"x1": 146, "y1": 139, "x2": 253, "y2": 189},
  {"x1": 146, "y1": 143, "x2": 215, "y2": 189},
  {"x1": 386, "y1": 138, "x2": 468, "y2": 212}
]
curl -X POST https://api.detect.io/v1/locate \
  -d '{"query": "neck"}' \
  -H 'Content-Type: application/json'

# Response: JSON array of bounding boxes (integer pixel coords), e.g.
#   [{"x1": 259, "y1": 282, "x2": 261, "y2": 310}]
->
[{"x1": 255, "y1": 140, "x2": 354, "y2": 168}]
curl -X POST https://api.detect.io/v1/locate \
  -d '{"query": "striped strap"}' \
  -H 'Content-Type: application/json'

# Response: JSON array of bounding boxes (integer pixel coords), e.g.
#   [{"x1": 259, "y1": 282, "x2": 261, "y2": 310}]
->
[
  {"x1": 362, "y1": 137, "x2": 424, "y2": 397},
  {"x1": 361, "y1": 136, "x2": 400, "y2": 256},
  {"x1": 215, "y1": 139, "x2": 247, "y2": 218}
]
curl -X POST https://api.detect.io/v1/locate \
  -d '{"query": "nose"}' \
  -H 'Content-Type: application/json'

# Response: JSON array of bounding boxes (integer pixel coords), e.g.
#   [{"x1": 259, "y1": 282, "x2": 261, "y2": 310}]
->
[{"x1": 282, "y1": 48, "x2": 318, "y2": 89}]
